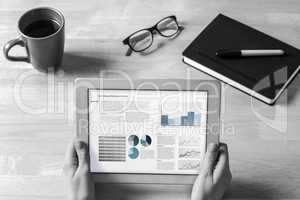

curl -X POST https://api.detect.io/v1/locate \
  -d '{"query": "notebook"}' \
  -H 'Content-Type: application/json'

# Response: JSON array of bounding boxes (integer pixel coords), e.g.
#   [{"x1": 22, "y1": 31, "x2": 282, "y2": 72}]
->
[{"x1": 183, "y1": 14, "x2": 300, "y2": 104}]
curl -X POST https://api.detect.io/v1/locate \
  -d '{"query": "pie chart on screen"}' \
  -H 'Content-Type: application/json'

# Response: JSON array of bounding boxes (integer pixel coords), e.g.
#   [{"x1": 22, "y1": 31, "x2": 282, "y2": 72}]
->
[
  {"x1": 128, "y1": 135, "x2": 139, "y2": 146},
  {"x1": 128, "y1": 147, "x2": 139, "y2": 159},
  {"x1": 140, "y1": 135, "x2": 152, "y2": 147}
]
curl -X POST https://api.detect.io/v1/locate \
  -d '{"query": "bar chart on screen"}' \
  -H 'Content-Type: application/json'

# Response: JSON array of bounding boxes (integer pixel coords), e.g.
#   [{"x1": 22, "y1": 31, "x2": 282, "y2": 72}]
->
[{"x1": 161, "y1": 111, "x2": 201, "y2": 126}]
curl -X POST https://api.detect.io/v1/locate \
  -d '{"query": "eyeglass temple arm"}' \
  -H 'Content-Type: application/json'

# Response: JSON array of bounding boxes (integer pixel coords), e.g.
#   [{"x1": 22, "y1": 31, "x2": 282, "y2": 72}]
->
[{"x1": 125, "y1": 48, "x2": 133, "y2": 56}]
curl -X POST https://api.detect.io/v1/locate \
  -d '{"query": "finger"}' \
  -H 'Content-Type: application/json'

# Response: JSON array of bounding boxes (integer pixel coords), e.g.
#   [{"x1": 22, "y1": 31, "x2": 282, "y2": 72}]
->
[
  {"x1": 63, "y1": 140, "x2": 78, "y2": 177},
  {"x1": 74, "y1": 139, "x2": 89, "y2": 170},
  {"x1": 213, "y1": 143, "x2": 230, "y2": 182},
  {"x1": 191, "y1": 174, "x2": 203, "y2": 200},
  {"x1": 201, "y1": 143, "x2": 219, "y2": 176}
]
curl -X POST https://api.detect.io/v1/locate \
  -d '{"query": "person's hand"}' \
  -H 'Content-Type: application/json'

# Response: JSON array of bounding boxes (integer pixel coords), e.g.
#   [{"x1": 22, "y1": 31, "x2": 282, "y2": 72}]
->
[
  {"x1": 191, "y1": 143, "x2": 232, "y2": 200},
  {"x1": 63, "y1": 139, "x2": 95, "y2": 200}
]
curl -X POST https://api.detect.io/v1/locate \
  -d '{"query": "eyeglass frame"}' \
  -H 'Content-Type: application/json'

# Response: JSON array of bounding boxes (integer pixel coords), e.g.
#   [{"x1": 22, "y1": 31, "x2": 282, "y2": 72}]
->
[{"x1": 122, "y1": 15, "x2": 180, "y2": 52}]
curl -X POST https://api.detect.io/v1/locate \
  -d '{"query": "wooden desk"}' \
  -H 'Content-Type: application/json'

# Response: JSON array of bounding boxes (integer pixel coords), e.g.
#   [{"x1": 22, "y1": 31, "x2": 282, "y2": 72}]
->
[{"x1": 1, "y1": 0, "x2": 300, "y2": 199}]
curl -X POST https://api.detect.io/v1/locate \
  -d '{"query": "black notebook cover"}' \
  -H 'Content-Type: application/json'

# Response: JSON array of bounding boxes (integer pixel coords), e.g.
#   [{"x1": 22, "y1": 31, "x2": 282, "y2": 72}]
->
[{"x1": 183, "y1": 14, "x2": 300, "y2": 104}]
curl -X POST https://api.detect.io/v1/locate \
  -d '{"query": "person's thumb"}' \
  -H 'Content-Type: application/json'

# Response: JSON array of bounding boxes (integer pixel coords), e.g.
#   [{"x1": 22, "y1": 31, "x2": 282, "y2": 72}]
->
[
  {"x1": 74, "y1": 140, "x2": 89, "y2": 168},
  {"x1": 201, "y1": 143, "x2": 219, "y2": 176}
]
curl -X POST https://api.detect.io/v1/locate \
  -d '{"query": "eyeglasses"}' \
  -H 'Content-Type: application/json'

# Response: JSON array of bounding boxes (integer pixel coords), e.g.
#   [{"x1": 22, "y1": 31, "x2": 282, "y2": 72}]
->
[{"x1": 123, "y1": 15, "x2": 180, "y2": 54}]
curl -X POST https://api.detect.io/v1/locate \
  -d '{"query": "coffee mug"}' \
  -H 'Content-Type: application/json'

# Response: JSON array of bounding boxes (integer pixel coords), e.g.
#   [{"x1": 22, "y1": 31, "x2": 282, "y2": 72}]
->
[{"x1": 3, "y1": 7, "x2": 65, "y2": 72}]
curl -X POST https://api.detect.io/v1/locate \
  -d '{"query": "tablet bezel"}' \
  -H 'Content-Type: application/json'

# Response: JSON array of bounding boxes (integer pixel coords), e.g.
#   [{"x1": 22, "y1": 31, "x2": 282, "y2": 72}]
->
[{"x1": 75, "y1": 78, "x2": 221, "y2": 184}]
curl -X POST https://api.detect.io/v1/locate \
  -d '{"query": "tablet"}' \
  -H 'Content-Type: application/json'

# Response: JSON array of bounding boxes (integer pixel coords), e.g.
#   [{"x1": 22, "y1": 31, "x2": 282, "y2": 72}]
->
[{"x1": 75, "y1": 79, "x2": 221, "y2": 183}]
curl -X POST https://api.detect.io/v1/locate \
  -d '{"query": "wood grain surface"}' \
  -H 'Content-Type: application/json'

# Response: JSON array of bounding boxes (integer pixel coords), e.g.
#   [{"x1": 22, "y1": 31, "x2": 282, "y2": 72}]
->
[{"x1": 1, "y1": 0, "x2": 300, "y2": 199}]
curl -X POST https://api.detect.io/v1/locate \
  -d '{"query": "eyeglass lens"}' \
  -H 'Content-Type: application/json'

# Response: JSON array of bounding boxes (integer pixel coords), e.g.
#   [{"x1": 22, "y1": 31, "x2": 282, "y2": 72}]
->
[
  {"x1": 157, "y1": 17, "x2": 179, "y2": 37},
  {"x1": 129, "y1": 30, "x2": 153, "y2": 51}
]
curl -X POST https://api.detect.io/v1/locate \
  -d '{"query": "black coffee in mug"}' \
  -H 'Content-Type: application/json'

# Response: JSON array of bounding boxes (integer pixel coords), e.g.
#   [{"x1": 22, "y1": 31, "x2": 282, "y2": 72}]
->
[
  {"x1": 23, "y1": 19, "x2": 60, "y2": 38},
  {"x1": 3, "y1": 7, "x2": 65, "y2": 72}
]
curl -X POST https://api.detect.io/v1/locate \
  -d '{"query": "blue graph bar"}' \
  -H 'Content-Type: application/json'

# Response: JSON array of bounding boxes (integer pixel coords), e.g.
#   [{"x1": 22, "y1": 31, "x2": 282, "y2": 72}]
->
[
  {"x1": 187, "y1": 112, "x2": 195, "y2": 126},
  {"x1": 161, "y1": 115, "x2": 168, "y2": 126},
  {"x1": 181, "y1": 116, "x2": 188, "y2": 126},
  {"x1": 194, "y1": 113, "x2": 201, "y2": 125}
]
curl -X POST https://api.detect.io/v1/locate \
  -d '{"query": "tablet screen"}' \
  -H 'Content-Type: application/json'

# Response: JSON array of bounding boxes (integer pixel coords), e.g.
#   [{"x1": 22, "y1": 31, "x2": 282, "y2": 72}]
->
[{"x1": 88, "y1": 89, "x2": 208, "y2": 174}]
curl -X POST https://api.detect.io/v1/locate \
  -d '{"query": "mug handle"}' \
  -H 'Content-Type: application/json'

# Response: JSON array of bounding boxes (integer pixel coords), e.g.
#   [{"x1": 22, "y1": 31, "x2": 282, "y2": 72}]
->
[{"x1": 3, "y1": 37, "x2": 29, "y2": 62}]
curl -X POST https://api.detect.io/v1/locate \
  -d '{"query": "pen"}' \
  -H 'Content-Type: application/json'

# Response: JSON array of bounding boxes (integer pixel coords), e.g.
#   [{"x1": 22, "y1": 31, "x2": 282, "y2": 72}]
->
[{"x1": 216, "y1": 49, "x2": 286, "y2": 57}]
